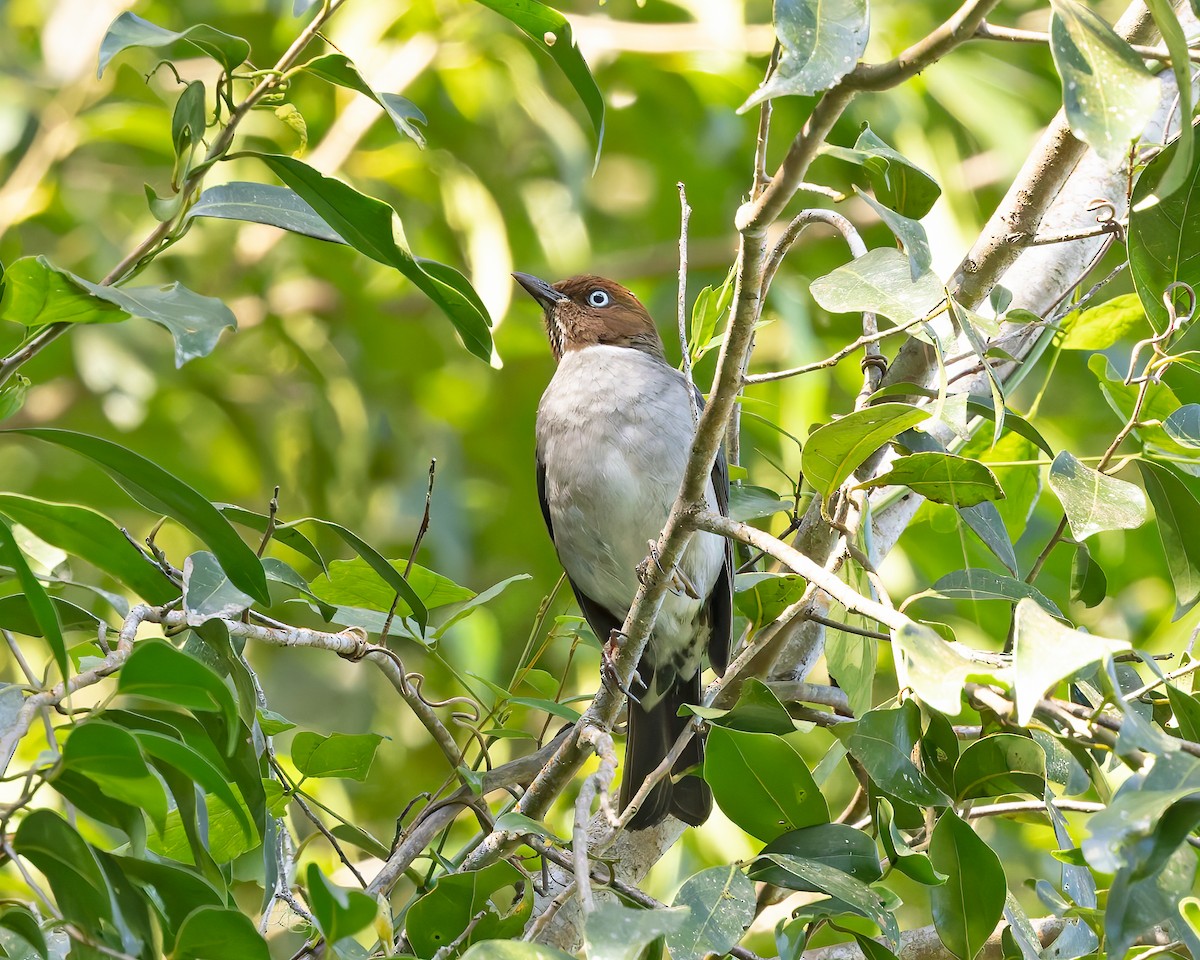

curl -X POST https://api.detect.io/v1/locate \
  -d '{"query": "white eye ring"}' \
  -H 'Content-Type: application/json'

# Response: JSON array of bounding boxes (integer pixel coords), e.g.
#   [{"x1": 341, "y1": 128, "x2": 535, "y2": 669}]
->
[{"x1": 587, "y1": 289, "x2": 610, "y2": 307}]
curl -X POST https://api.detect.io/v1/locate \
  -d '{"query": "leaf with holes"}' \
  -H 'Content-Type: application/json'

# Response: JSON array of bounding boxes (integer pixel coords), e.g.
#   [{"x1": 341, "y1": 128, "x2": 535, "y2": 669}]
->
[{"x1": 665, "y1": 865, "x2": 755, "y2": 960}]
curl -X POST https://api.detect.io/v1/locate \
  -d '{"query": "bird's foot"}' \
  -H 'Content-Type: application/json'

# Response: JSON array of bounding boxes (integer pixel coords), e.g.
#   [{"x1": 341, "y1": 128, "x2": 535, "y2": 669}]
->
[
  {"x1": 671, "y1": 566, "x2": 701, "y2": 600},
  {"x1": 601, "y1": 629, "x2": 644, "y2": 704},
  {"x1": 635, "y1": 540, "x2": 665, "y2": 586}
]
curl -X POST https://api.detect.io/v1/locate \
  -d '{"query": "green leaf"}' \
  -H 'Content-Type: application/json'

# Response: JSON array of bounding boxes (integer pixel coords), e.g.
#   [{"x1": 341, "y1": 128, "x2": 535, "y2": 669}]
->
[
  {"x1": 826, "y1": 626, "x2": 876, "y2": 717},
  {"x1": 929, "y1": 811, "x2": 1006, "y2": 960},
  {"x1": 300, "y1": 53, "x2": 428, "y2": 147},
  {"x1": 406, "y1": 861, "x2": 531, "y2": 955},
  {"x1": 877, "y1": 798, "x2": 947, "y2": 885},
  {"x1": 255, "y1": 154, "x2": 493, "y2": 361},
  {"x1": 1129, "y1": 133, "x2": 1200, "y2": 330},
  {"x1": 0, "y1": 518, "x2": 65, "y2": 679},
  {"x1": 753, "y1": 855, "x2": 899, "y2": 946},
  {"x1": 823, "y1": 125, "x2": 941, "y2": 219},
  {"x1": 1070, "y1": 543, "x2": 1108, "y2": 608},
  {"x1": 69, "y1": 273, "x2": 236, "y2": 367},
  {"x1": 0, "y1": 374, "x2": 29, "y2": 422},
  {"x1": 1138, "y1": 461, "x2": 1200, "y2": 614},
  {"x1": 1048, "y1": 0, "x2": 1158, "y2": 165},
  {"x1": 705, "y1": 726, "x2": 828, "y2": 841},
  {"x1": 1059, "y1": 293, "x2": 1148, "y2": 350},
  {"x1": 0, "y1": 493, "x2": 177, "y2": 603},
  {"x1": 1012, "y1": 598, "x2": 1130, "y2": 725},
  {"x1": 904, "y1": 568, "x2": 1062, "y2": 618},
  {"x1": 0, "y1": 256, "x2": 126, "y2": 327},
  {"x1": 97, "y1": 12, "x2": 250, "y2": 76},
  {"x1": 843, "y1": 702, "x2": 950, "y2": 807},
  {"x1": 959, "y1": 502, "x2": 1019, "y2": 576},
  {"x1": 953, "y1": 734, "x2": 1046, "y2": 800},
  {"x1": 1048, "y1": 450, "x2": 1146, "y2": 540},
  {"x1": 1167, "y1": 684, "x2": 1200, "y2": 742},
  {"x1": 1143, "y1": 0, "x2": 1193, "y2": 198},
  {"x1": 751, "y1": 824, "x2": 882, "y2": 888},
  {"x1": 859, "y1": 451, "x2": 1003, "y2": 507},
  {"x1": 217, "y1": 504, "x2": 325, "y2": 570},
  {"x1": 729, "y1": 483, "x2": 794, "y2": 521},
  {"x1": 470, "y1": 0, "x2": 604, "y2": 162},
  {"x1": 740, "y1": 0, "x2": 869, "y2": 107},
  {"x1": 1165, "y1": 405, "x2": 1200, "y2": 449},
  {"x1": 802, "y1": 403, "x2": 930, "y2": 501},
  {"x1": 434, "y1": 573, "x2": 532, "y2": 638},
  {"x1": 689, "y1": 267, "x2": 736, "y2": 363},
  {"x1": 291, "y1": 731, "x2": 384, "y2": 780},
  {"x1": 5, "y1": 429, "x2": 268, "y2": 603},
  {"x1": 891, "y1": 622, "x2": 980, "y2": 716},
  {"x1": 171, "y1": 80, "x2": 206, "y2": 179},
  {"x1": 0, "y1": 594, "x2": 100, "y2": 636},
  {"x1": 309, "y1": 558, "x2": 471, "y2": 617},
  {"x1": 697, "y1": 678, "x2": 802, "y2": 735},
  {"x1": 13, "y1": 810, "x2": 112, "y2": 932},
  {"x1": 855, "y1": 188, "x2": 931, "y2": 280},
  {"x1": 585, "y1": 901, "x2": 688, "y2": 960},
  {"x1": 182, "y1": 551, "x2": 255, "y2": 625},
  {"x1": 809, "y1": 248, "x2": 945, "y2": 326},
  {"x1": 187, "y1": 182, "x2": 345, "y2": 243},
  {"x1": 329, "y1": 822, "x2": 392, "y2": 861},
  {"x1": 0, "y1": 903, "x2": 48, "y2": 960},
  {"x1": 61, "y1": 721, "x2": 170, "y2": 832},
  {"x1": 118, "y1": 640, "x2": 240, "y2": 747},
  {"x1": 666, "y1": 865, "x2": 755, "y2": 960},
  {"x1": 172, "y1": 906, "x2": 269, "y2": 960},
  {"x1": 306, "y1": 863, "x2": 378, "y2": 944},
  {"x1": 734, "y1": 572, "x2": 807, "y2": 628}
]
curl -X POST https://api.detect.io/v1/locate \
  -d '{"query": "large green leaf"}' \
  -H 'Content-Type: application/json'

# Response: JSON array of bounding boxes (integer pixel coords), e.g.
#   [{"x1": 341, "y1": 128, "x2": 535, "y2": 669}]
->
[
  {"x1": 705, "y1": 726, "x2": 828, "y2": 841},
  {"x1": 470, "y1": 0, "x2": 603, "y2": 160},
  {"x1": 585, "y1": 902, "x2": 689, "y2": 960},
  {"x1": 809, "y1": 248, "x2": 944, "y2": 326},
  {"x1": 859, "y1": 451, "x2": 1003, "y2": 507},
  {"x1": 741, "y1": 0, "x2": 869, "y2": 107},
  {"x1": 13, "y1": 810, "x2": 113, "y2": 933},
  {"x1": 405, "y1": 861, "x2": 531, "y2": 955},
  {"x1": 1059, "y1": 293, "x2": 1149, "y2": 350},
  {"x1": 70, "y1": 273, "x2": 236, "y2": 367},
  {"x1": 953, "y1": 734, "x2": 1046, "y2": 800},
  {"x1": 1137, "y1": 461, "x2": 1200, "y2": 614},
  {"x1": 309, "y1": 558, "x2": 472, "y2": 617},
  {"x1": 5, "y1": 429, "x2": 267, "y2": 603},
  {"x1": 1143, "y1": 0, "x2": 1193, "y2": 197},
  {"x1": 904, "y1": 568, "x2": 1062, "y2": 618},
  {"x1": 0, "y1": 518, "x2": 66, "y2": 678},
  {"x1": 891, "y1": 622, "x2": 980, "y2": 717},
  {"x1": 1012, "y1": 598, "x2": 1130, "y2": 724},
  {"x1": 256, "y1": 154, "x2": 493, "y2": 361},
  {"x1": 187, "y1": 182, "x2": 345, "y2": 244},
  {"x1": 300, "y1": 53, "x2": 428, "y2": 147},
  {"x1": 61, "y1": 721, "x2": 170, "y2": 832},
  {"x1": 824, "y1": 126, "x2": 941, "y2": 219},
  {"x1": 1129, "y1": 135, "x2": 1200, "y2": 330},
  {"x1": 182, "y1": 551, "x2": 256, "y2": 625},
  {"x1": 665, "y1": 865, "x2": 755, "y2": 960},
  {"x1": 801, "y1": 403, "x2": 930, "y2": 501},
  {"x1": 856, "y1": 188, "x2": 931, "y2": 280},
  {"x1": 0, "y1": 256, "x2": 126, "y2": 327},
  {"x1": 97, "y1": 12, "x2": 250, "y2": 76},
  {"x1": 752, "y1": 855, "x2": 899, "y2": 946},
  {"x1": 118, "y1": 640, "x2": 240, "y2": 747},
  {"x1": 843, "y1": 702, "x2": 950, "y2": 806},
  {"x1": 929, "y1": 811, "x2": 1006, "y2": 960},
  {"x1": 291, "y1": 731, "x2": 384, "y2": 781},
  {"x1": 1048, "y1": 0, "x2": 1158, "y2": 165},
  {"x1": 0, "y1": 493, "x2": 177, "y2": 603},
  {"x1": 173, "y1": 906, "x2": 269, "y2": 960},
  {"x1": 1048, "y1": 450, "x2": 1146, "y2": 541},
  {"x1": 306, "y1": 863, "x2": 378, "y2": 945},
  {"x1": 751, "y1": 823, "x2": 882, "y2": 888}
]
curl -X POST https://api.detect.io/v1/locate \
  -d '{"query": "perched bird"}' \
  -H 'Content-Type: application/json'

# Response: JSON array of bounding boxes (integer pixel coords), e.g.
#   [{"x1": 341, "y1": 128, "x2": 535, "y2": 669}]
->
[{"x1": 515, "y1": 272, "x2": 732, "y2": 829}]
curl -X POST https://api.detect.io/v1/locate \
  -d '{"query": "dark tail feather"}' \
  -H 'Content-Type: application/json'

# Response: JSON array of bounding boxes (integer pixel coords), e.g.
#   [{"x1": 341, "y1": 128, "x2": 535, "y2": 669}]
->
[{"x1": 619, "y1": 669, "x2": 712, "y2": 829}]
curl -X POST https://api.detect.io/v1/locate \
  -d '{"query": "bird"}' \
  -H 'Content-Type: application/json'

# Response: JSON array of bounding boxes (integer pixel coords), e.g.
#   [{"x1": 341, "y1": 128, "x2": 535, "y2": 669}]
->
[{"x1": 514, "y1": 271, "x2": 733, "y2": 829}]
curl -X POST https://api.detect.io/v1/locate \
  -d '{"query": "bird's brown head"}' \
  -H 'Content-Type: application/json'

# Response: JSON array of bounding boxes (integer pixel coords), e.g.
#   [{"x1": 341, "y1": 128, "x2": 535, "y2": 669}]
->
[{"x1": 513, "y1": 273, "x2": 665, "y2": 362}]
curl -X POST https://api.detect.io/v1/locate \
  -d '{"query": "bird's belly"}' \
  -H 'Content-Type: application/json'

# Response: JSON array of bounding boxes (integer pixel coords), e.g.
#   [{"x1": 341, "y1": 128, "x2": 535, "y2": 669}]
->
[{"x1": 536, "y1": 347, "x2": 725, "y2": 690}]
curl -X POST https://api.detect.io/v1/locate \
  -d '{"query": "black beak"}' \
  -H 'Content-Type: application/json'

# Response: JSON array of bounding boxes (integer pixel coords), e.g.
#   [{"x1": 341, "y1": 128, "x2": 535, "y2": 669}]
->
[{"x1": 513, "y1": 272, "x2": 565, "y2": 311}]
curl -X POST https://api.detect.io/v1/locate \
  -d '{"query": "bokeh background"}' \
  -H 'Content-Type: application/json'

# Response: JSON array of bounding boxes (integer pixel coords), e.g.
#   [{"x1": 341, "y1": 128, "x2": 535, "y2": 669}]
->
[{"x1": 2, "y1": 0, "x2": 1195, "y2": 947}]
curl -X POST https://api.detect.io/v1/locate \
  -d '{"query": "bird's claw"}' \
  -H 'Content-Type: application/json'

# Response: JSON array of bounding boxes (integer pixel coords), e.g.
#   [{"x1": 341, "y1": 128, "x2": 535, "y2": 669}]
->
[{"x1": 601, "y1": 629, "x2": 645, "y2": 704}]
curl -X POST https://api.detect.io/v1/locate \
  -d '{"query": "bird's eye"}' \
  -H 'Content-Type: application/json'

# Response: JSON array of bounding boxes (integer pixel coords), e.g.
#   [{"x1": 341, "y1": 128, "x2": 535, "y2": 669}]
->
[{"x1": 586, "y1": 289, "x2": 611, "y2": 307}]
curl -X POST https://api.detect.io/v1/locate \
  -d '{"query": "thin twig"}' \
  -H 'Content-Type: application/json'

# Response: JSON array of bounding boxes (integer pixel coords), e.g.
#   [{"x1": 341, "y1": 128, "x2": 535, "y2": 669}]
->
[
  {"x1": 973, "y1": 20, "x2": 1200, "y2": 64},
  {"x1": 382, "y1": 458, "x2": 437, "y2": 639}
]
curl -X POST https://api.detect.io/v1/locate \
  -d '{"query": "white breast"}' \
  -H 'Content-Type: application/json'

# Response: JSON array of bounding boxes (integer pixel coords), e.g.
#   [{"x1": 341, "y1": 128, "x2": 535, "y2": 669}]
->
[{"x1": 536, "y1": 346, "x2": 725, "y2": 686}]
